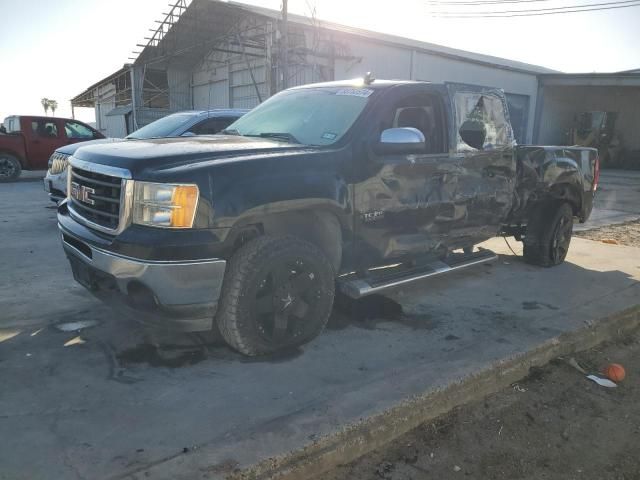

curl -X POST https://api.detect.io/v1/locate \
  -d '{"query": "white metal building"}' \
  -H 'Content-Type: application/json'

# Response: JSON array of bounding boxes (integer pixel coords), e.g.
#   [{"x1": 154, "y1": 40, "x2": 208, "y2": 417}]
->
[{"x1": 71, "y1": 0, "x2": 556, "y2": 143}]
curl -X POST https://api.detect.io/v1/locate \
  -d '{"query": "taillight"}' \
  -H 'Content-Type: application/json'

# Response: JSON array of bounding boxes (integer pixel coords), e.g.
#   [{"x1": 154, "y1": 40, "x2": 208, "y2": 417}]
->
[{"x1": 593, "y1": 155, "x2": 600, "y2": 192}]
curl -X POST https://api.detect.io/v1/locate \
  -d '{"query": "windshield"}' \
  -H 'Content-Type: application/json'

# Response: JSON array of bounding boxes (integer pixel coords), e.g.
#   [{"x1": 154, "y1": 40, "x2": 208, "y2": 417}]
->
[
  {"x1": 126, "y1": 112, "x2": 195, "y2": 139},
  {"x1": 225, "y1": 87, "x2": 374, "y2": 146}
]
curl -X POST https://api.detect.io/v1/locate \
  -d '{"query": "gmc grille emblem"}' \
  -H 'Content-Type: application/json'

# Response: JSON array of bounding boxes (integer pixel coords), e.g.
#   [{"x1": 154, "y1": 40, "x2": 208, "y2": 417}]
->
[{"x1": 70, "y1": 182, "x2": 96, "y2": 205}]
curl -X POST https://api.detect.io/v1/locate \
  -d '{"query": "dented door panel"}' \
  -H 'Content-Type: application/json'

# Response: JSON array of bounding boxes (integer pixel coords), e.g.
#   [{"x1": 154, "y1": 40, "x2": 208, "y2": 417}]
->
[
  {"x1": 353, "y1": 152, "x2": 463, "y2": 264},
  {"x1": 446, "y1": 83, "x2": 517, "y2": 244},
  {"x1": 455, "y1": 147, "x2": 517, "y2": 244}
]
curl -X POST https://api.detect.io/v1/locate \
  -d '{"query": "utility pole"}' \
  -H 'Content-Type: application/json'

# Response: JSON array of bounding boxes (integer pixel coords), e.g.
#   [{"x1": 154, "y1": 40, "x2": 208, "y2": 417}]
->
[{"x1": 281, "y1": 0, "x2": 289, "y2": 89}]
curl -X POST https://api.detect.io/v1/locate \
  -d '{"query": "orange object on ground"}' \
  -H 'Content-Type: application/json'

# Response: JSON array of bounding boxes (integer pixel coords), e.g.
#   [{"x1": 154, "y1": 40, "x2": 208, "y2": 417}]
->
[
  {"x1": 601, "y1": 239, "x2": 619, "y2": 245},
  {"x1": 603, "y1": 363, "x2": 626, "y2": 382}
]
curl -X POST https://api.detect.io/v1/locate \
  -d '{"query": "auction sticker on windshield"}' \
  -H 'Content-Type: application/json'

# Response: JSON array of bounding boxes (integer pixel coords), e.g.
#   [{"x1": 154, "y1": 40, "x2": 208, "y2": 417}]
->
[{"x1": 335, "y1": 88, "x2": 374, "y2": 97}]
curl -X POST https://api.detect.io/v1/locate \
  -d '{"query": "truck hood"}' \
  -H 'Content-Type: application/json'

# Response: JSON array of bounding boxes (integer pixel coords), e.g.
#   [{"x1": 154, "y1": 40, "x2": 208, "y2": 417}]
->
[
  {"x1": 72, "y1": 135, "x2": 308, "y2": 174},
  {"x1": 56, "y1": 138, "x2": 122, "y2": 156}
]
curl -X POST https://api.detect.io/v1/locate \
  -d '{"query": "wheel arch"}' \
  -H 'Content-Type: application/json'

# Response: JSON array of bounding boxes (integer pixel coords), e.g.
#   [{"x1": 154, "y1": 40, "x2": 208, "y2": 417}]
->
[
  {"x1": 0, "y1": 149, "x2": 25, "y2": 167},
  {"x1": 228, "y1": 208, "x2": 345, "y2": 273},
  {"x1": 547, "y1": 182, "x2": 583, "y2": 217}
]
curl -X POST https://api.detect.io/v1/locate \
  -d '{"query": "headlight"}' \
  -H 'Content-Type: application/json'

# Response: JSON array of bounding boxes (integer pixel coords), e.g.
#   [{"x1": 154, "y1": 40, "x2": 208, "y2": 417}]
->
[{"x1": 132, "y1": 181, "x2": 199, "y2": 228}]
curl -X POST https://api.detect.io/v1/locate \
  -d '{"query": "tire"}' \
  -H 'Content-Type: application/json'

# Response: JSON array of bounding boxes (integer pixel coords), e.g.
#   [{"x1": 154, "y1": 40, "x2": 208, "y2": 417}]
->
[
  {"x1": 0, "y1": 153, "x2": 21, "y2": 182},
  {"x1": 523, "y1": 201, "x2": 574, "y2": 267},
  {"x1": 216, "y1": 235, "x2": 335, "y2": 356}
]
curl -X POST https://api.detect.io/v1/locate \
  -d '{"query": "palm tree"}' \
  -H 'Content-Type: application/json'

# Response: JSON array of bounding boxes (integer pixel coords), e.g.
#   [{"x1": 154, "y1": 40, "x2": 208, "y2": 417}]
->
[
  {"x1": 49, "y1": 100, "x2": 58, "y2": 116},
  {"x1": 41, "y1": 98, "x2": 50, "y2": 116}
]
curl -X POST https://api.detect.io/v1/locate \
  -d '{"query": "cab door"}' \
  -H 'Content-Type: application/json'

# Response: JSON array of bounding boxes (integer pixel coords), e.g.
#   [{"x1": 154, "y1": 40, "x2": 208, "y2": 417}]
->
[
  {"x1": 353, "y1": 86, "x2": 460, "y2": 267},
  {"x1": 27, "y1": 118, "x2": 65, "y2": 169},
  {"x1": 445, "y1": 83, "x2": 517, "y2": 246}
]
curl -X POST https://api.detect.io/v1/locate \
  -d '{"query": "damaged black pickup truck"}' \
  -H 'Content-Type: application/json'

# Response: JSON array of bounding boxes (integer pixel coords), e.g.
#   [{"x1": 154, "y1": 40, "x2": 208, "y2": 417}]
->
[{"x1": 58, "y1": 79, "x2": 599, "y2": 355}]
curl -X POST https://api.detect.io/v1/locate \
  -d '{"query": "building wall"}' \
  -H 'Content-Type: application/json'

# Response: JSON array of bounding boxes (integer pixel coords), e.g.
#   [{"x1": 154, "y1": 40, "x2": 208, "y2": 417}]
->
[
  {"x1": 191, "y1": 45, "x2": 270, "y2": 110},
  {"x1": 334, "y1": 38, "x2": 539, "y2": 143},
  {"x1": 334, "y1": 38, "x2": 413, "y2": 80},
  {"x1": 120, "y1": 18, "x2": 543, "y2": 142},
  {"x1": 192, "y1": 49, "x2": 231, "y2": 109},
  {"x1": 168, "y1": 67, "x2": 192, "y2": 111},
  {"x1": 94, "y1": 83, "x2": 116, "y2": 135},
  {"x1": 104, "y1": 114, "x2": 128, "y2": 138},
  {"x1": 538, "y1": 85, "x2": 640, "y2": 149}
]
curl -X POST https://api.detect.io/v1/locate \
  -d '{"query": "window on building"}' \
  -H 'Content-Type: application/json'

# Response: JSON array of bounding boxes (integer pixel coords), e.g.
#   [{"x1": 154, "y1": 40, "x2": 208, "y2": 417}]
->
[
  {"x1": 64, "y1": 121, "x2": 94, "y2": 139},
  {"x1": 31, "y1": 120, "x2": 58, "y2": 138}
]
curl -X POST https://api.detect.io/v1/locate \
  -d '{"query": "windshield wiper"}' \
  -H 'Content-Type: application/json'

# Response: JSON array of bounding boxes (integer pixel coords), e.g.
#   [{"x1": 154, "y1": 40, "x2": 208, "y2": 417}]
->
[
  {"x1": 253, "y1": 132, "x2": 300, "y2": 144},
  {"x1": 220, "y1": 128, "x2": 241, "y2": 135}
]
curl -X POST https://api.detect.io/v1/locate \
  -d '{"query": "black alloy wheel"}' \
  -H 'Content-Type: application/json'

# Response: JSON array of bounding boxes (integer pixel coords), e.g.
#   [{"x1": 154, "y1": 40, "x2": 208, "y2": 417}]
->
[
  {"x1": 550, "y1": 212, "x2": 573, "y2": 265},
  {"x1": 523, "y1": 201, "x2": 574, "y2": 267},
  {"x1": 217, "y1": 235, "x2": 335, "y2": 356},
  {"x1": 253, "y1": 256, "x2": 323, "y2": 345},
  {"x1": 0, "y1": 154, "x2": 21, "y2": 182}
]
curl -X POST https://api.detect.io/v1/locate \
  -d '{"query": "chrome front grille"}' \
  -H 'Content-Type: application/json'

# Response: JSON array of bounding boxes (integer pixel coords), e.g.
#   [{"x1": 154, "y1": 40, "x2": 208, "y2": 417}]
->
[
  {"x1": 48, "y1": 153, "x2": 69, "y2": 175},
  {"x1": 67, "y1": 158, "x2": 133, "y2": 235}
]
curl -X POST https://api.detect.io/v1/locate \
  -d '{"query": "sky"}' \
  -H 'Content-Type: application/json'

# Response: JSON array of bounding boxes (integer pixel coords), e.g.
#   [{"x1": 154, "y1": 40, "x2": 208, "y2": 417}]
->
[{"x1": 1, "y1": 0, "x2": 639, "y2": 124}]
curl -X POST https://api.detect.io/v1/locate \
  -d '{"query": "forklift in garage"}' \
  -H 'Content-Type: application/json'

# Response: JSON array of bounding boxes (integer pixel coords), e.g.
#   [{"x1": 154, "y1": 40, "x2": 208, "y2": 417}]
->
[{"x1": 567, "y1": 111, "x2": 622, "y2": 167}]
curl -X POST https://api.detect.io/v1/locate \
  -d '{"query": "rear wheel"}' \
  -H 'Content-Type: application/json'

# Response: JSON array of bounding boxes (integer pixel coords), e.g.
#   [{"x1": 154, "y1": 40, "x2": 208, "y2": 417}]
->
[
  {"x1": 0, "y1": 153, "x2": 21, "y2": 182},
  {"x1": 216, "y1": 235, "x2": 335, "y2": 356},
  {"x1": 523, "y1": 201, "x2": 574, "y2": 267}
]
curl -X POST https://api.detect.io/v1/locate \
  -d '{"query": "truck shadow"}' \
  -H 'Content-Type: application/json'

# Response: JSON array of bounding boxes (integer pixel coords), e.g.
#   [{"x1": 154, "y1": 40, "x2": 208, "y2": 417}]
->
[
  {"x1": 327, "y1": 293, "x2": 439, "y2": 332},
  {"x1": 13, "y1": 255, "x2": 636, "y2": 371},
  {"x1": 110, "y1": 294, "x2": 436, "y2": 368}
]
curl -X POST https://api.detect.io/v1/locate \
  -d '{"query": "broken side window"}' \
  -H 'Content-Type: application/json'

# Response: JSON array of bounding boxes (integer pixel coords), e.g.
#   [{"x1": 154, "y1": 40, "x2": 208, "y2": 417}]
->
[{"x1": 453, "y1": 91, "x2": 514, "y2": 152}]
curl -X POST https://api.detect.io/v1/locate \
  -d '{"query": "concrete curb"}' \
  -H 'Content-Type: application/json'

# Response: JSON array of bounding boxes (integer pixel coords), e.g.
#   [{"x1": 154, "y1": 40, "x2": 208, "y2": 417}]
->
[
  {"x1": 16, "y1": 177, "x2": 45, "y2": 183},
  {"x1": 234, "y1": 304, "x2": 640, "y2": 480},
  {"x1": 14, "y1": 171, "x2": 46, "y2": 183}
]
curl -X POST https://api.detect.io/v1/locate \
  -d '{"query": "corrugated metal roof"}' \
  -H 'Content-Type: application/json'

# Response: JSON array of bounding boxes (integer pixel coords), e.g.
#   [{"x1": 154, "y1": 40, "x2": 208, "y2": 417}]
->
[{"x1": 71, "y1": 65, "x2": 131, "y2": 105}]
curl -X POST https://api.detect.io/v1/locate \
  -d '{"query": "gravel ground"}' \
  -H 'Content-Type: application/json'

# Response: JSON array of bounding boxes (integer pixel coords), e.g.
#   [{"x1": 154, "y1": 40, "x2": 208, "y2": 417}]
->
[
  {"x1": 575, "y1": 221, "x2": 640, "y2": 248},
  {"x1": 319, "y1": 332, "x2": 640, "y2": 480}
]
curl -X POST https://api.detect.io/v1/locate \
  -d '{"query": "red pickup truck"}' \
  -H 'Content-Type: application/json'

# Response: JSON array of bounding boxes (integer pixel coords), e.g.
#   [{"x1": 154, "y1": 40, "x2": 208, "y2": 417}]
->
[{"x1": 0, "y1": 115, "x2": 104, "y2": 181}]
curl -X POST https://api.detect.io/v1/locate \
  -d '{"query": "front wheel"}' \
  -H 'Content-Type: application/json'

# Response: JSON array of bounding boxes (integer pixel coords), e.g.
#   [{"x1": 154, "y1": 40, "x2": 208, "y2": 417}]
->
[
  {"x1": 216, "y1": 235, "x2": 335, "y2": 356},
  {"x1": 523, "y1": 201, "x2": 574, "y2": 267},
  {"x1": 0, "y1": 153, "x2": 21, "y2": 182}
]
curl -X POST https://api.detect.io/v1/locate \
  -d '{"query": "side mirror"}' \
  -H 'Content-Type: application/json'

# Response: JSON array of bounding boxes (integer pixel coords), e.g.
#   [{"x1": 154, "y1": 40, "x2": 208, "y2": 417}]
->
[
  {"x1": 181, "y1": 131, "x2": 196, "y2": 137},
  {"x1": 459, "y1": 120, "x2": 486, "y2": 150},
  {"x1": 376, "y1": 127, "x2": 425, "y2": 154}
]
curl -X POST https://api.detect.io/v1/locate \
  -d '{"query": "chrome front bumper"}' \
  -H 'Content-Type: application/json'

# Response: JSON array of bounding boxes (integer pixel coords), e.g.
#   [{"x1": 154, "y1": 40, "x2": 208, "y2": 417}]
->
[
  {"x1": 44, "y1": 169, "x2": 67, "y2": 202},
  {"x1": 60, "y1": 228, "x2": 226, "y2": 331}
]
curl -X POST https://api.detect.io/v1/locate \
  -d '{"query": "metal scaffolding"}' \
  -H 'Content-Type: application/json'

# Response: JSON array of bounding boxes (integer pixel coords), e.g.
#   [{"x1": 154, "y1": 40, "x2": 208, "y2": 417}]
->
[{"x1": 71, "y1": 0, "x2": 358, "y2": 131}]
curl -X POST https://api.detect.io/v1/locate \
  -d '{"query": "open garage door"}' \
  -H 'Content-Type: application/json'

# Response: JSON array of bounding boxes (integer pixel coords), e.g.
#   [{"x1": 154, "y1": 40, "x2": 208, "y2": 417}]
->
[{"x1": 536, "y1": 73, "x2": 640, "y2": 169}]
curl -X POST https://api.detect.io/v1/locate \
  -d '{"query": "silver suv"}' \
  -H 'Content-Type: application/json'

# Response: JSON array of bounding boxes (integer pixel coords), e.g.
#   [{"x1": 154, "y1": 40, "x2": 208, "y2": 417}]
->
[{"x1": 44, "y1": 109, "x2": 248, "y2": 203}]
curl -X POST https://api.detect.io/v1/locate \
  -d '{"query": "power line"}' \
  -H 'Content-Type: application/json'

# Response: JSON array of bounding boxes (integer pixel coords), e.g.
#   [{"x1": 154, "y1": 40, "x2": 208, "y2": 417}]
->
[
  {"x1": 432, "y1": 0, "x2": 639, "y2": 13},
  {"x1": 428, "y1": 0, "x2": 553, "y2": 4},
  {"x1": 430, "y1": 0, "x2": 640, "y2": 16}
]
